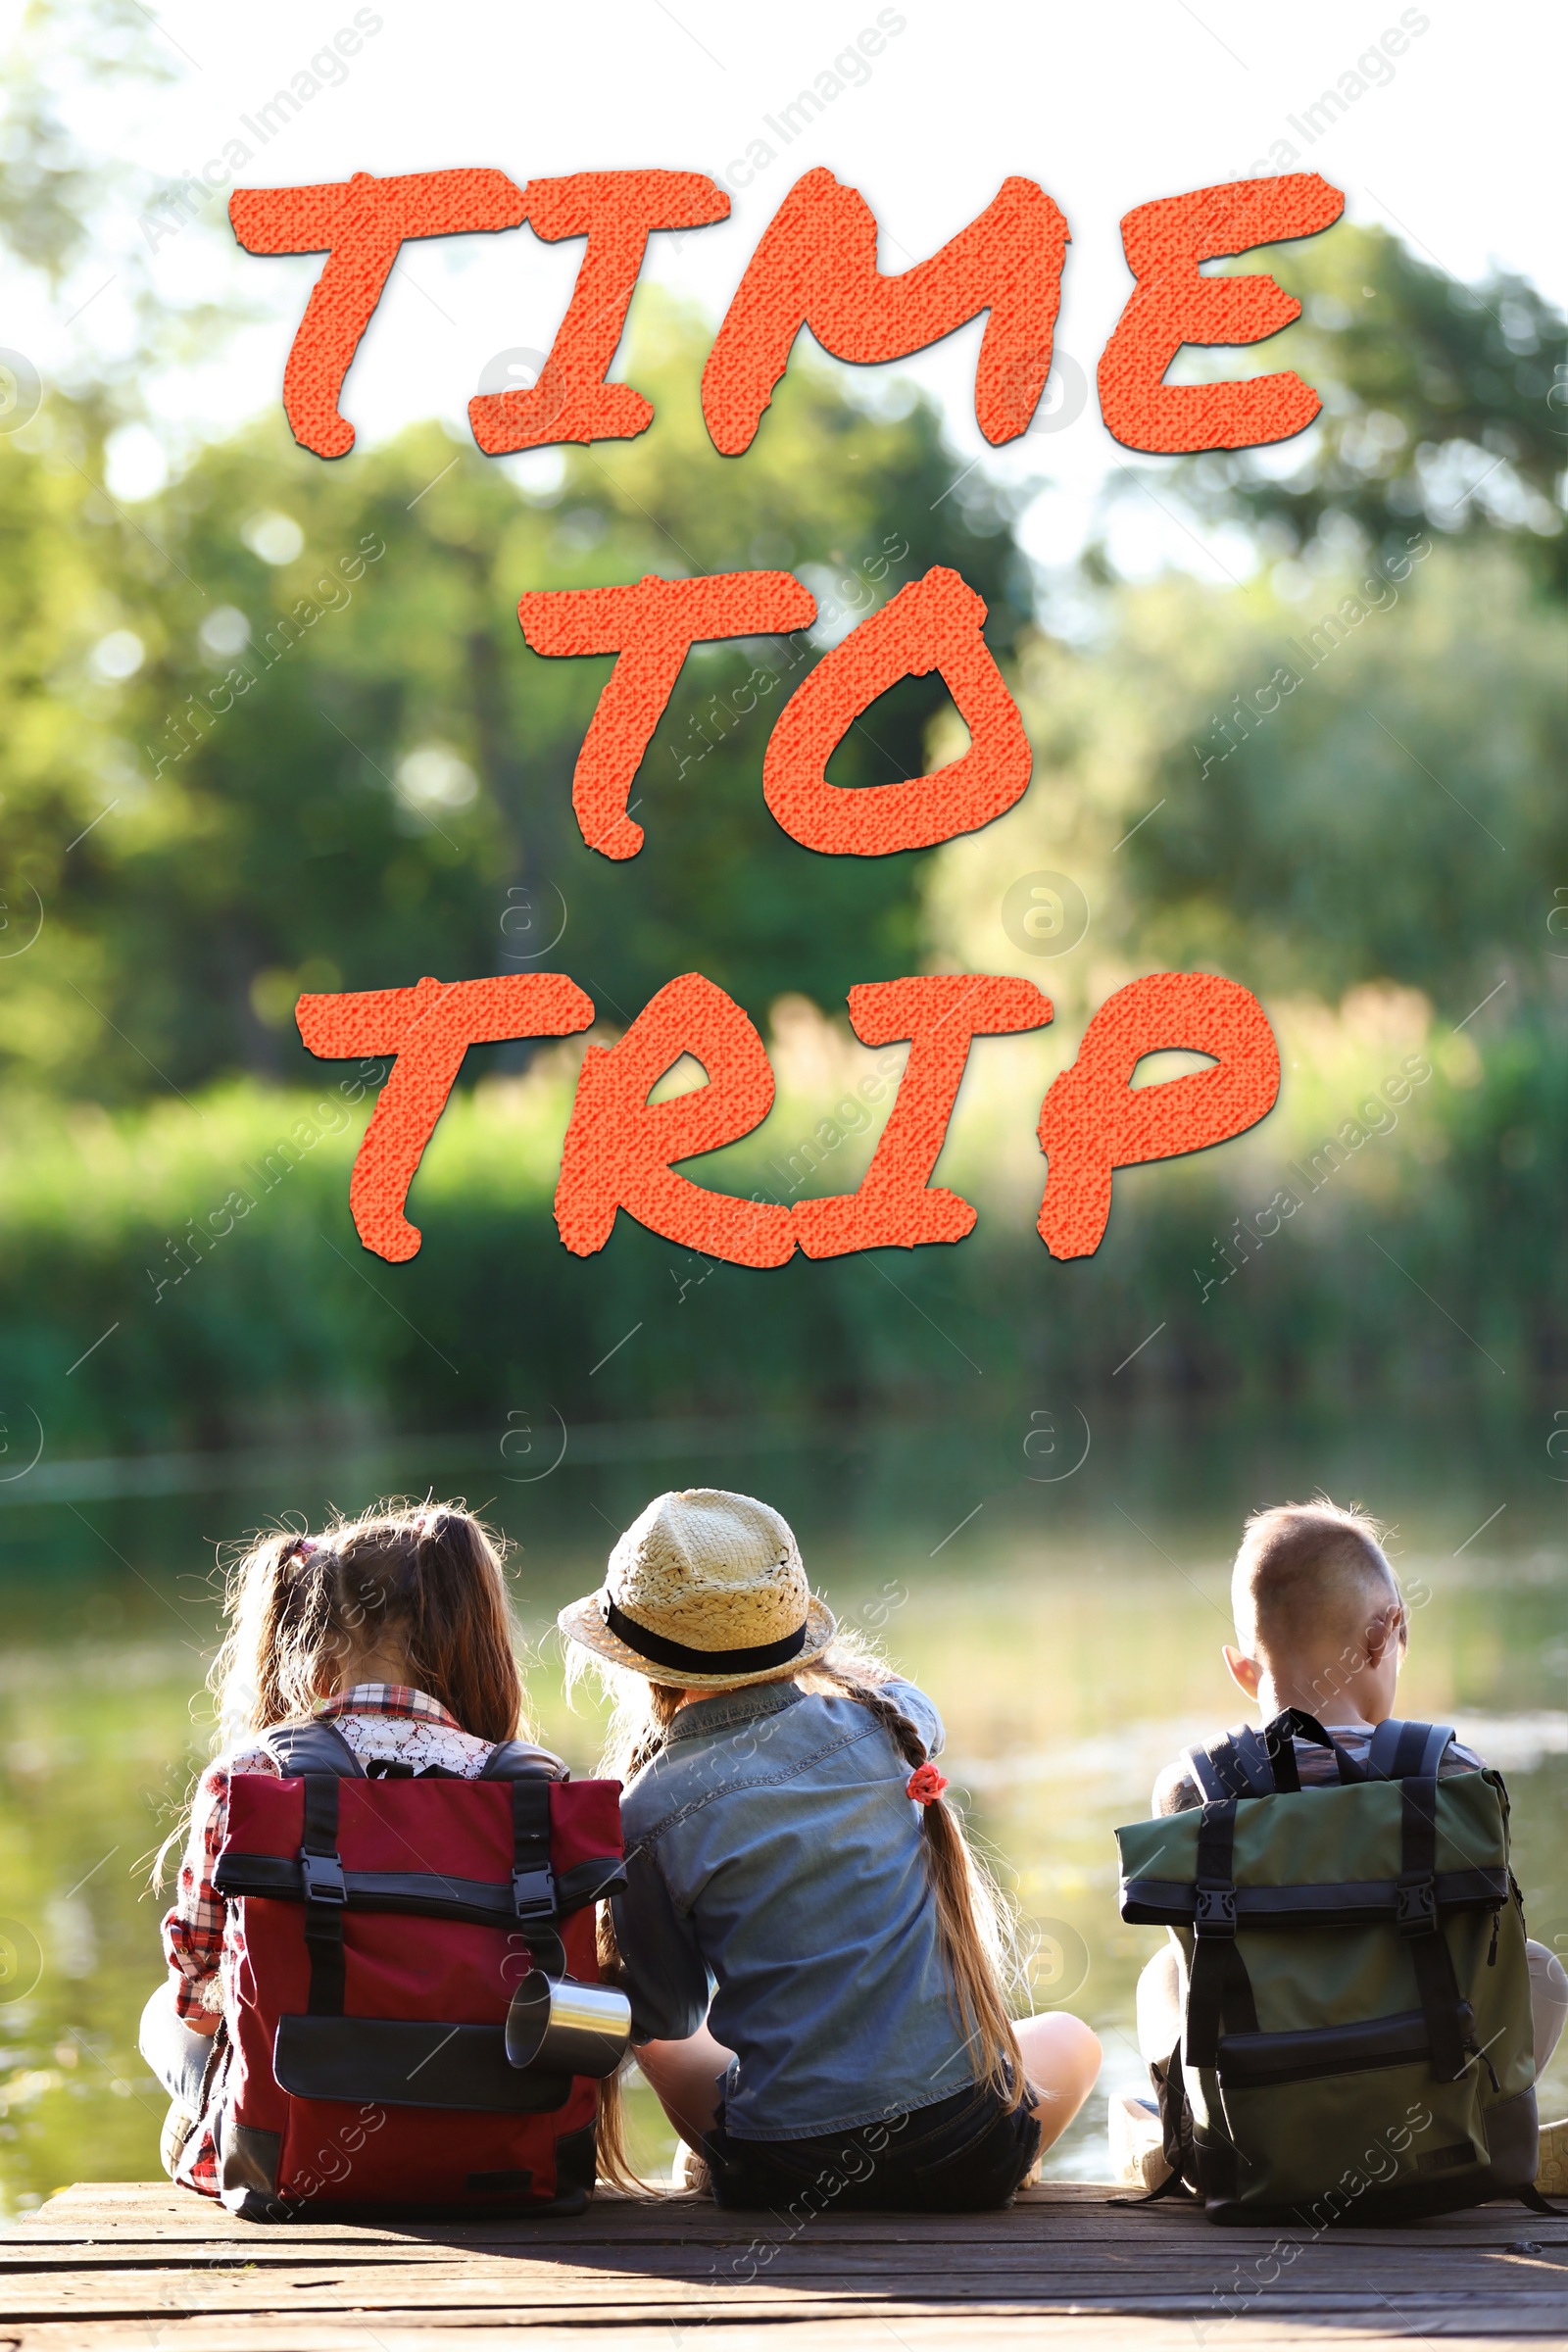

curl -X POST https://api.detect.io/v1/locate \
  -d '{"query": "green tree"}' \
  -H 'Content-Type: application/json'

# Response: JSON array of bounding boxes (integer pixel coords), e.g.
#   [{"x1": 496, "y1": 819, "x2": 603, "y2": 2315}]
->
[
  {"x1": 1083, "y1": 226, "x2": 1568, "y2": 1013},
  {"x1": 1158, "y1": 222, "x2": 1567, "y2": 594},
  {"x1": 7, "y1": 305, "x2": 1033, "y2": 1100},
  {"x1": 1111, "y1": 549, "x2": 1567, "y2": 1014}
]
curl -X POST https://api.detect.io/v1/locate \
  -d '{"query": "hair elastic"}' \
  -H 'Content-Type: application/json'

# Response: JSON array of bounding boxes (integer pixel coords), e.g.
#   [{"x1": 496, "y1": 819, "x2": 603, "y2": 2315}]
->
[{"x1": 906, "y1": 1763, "x2": 948, "y2": 1806}]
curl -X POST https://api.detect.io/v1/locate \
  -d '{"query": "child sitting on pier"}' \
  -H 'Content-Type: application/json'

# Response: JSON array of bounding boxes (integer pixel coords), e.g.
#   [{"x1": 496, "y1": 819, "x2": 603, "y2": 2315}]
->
[
  {"x1": 560, "y1": 1486, "x2": 1102, "y2": 2210},
  {"x1": 143, "y1": 1500, "x2": 564, "y2": 2197},
  {"x1": 1120, "y1": 1498, "x2": 1567, "y2": 2164}
]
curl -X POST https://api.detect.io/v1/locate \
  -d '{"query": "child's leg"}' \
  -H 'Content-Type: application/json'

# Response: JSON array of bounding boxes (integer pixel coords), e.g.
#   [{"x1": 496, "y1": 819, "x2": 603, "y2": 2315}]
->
[
  {"x1": 633, "y1": 2024, "x2": 738, "y2": 2147},
  {"x1": 1108, "y1": 1948, "x2": 1183, "y2": 2187},
  {"x1": 139, "y1": 1983, "x2": 220, "y2": 2180},
  {"x1": 642, "y1": 2013, "x2": 1101, "y2": 2158},
  {"x1": 1528, "y1": 1938, "x2": 1568, "y2": 2077},
  {"x1": 1136, "y1": 1940, "x2": 1184, "y2": 2069},
  {"x1": 1013, "y1": 2011, "x2": 1101, "y2": 2149},
  {"x1": 137, "y1": 1983, "x2": 217, "y2": 2113}
]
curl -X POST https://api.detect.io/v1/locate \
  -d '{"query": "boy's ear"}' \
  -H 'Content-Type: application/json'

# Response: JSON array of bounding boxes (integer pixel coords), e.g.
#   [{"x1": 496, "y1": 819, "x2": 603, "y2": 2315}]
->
[
  {"x1": 1223, "y1": 1643, "x2": 1262, "y2": 1699},
  {"x1": 1365, "y1": 1603, "x2": 1405, "y2": 1666}
]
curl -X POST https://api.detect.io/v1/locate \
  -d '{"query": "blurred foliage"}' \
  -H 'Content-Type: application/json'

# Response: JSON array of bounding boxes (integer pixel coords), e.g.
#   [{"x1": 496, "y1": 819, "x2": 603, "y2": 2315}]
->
[
  {"x1": 0, "y1": 306, "x2": 1026, "y2": 1100},
  {"x1": 1112, "y1": 549, "x2": 1563, "y2": 1012},
  {"x1": 0, "y1": 35, "x2": 1561, "y2": 1425},
  {"x1": 0, "y1": 0, "x2": 229, "y2": 427},
  {"x1": 6, "y1": 961, "x2": 1568, "y2": 1457},
  {"x1": 0, "y1": 0, "x2": 165, "y2": 285},
  {"x1": 1162, "y1": 222, "x2": 1567, "y2": 594}
]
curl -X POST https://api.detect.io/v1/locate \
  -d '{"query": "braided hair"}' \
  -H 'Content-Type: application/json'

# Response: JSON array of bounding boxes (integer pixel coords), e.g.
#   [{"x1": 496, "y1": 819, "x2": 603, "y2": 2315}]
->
[
  {"x1": 806, "y1": 1664, "x2": 1025, "y2": 2102},
  {"x1": 582, "y1": 1641, "x2": 1026, "y2": 2109}
]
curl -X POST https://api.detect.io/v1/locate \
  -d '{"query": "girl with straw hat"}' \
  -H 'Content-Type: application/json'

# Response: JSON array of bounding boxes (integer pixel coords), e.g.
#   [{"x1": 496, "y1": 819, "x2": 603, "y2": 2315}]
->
[{"x1": 561, "y1": 1487, "x2": 1100, "y2": 2208}]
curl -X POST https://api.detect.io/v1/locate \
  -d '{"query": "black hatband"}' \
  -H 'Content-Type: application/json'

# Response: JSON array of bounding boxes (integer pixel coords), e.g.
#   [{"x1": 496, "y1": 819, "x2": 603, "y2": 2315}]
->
[{"x1": 603, "y1": 1596, "x2": 808, "y2": 1675}]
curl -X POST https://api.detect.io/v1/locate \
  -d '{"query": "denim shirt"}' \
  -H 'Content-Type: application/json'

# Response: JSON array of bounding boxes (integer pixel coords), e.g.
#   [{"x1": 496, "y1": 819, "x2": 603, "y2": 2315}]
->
[{"x1": 613, "y1": 1677, "x2": 979, "y2": 2141}]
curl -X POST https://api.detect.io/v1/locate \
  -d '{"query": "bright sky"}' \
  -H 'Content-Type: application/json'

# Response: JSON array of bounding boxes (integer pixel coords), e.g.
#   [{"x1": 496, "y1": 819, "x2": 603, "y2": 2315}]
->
[{"x1": 22, "y1": 0, "x2": 1568, "y2": 580}]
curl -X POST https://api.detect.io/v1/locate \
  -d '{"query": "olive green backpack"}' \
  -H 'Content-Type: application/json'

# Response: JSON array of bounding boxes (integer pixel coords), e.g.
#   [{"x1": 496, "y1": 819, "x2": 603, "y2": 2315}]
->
[{"x1": 1116, "y1": 1711, "x2": 1549, "y2": 2225}]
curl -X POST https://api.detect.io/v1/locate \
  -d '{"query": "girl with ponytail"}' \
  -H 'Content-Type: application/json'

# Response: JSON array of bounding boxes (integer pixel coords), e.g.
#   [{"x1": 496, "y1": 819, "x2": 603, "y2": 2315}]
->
[
  {"x1": 144, "y1": 1499, "x2": 562, "y2": 2195},
  {"x1": 562, "y1": 1489, "x2": 1100, "y2": 2211}
]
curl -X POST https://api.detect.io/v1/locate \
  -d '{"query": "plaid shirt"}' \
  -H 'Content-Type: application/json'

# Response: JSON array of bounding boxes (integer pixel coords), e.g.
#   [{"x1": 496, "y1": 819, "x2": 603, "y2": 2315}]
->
[{"x1": 162, "y1": 1685, "x2": 491, "y2": 2198}]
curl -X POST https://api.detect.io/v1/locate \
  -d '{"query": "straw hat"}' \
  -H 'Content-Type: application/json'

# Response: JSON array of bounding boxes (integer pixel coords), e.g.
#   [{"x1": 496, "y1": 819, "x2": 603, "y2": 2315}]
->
[{"x1": 558, "y1": 1488, "x2": 836, "y2": 1690}]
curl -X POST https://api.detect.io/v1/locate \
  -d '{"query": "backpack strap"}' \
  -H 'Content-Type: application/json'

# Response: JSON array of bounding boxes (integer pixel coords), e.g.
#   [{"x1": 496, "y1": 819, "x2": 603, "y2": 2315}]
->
[
  {"x1": 1183, "y1": 1799, "x2": 1259, "y2": 2072},
  {"x1": 1227, "y1": 1726, "x2": 1279, "y2": 1797},
  {"x1": 1184, "y1": 1727, "x2": 1274, "y2": 1802},
  {"x1": 1262, "y1": 1708, "x2": 1369, "y2": 1787},
  {"x1": 1181, "y1": 1744, "x2": 1231, "y2": 1803},
  {"x1": 257, "y1": 1723, "x2": 360, "y2": 2016},
  {"x1": 478, "y1": 1739, "x2": 569, "y2": 1784},
  {"x1": 258, "y1": 1719, "x2": 366, "y2": 1778},
  {"x1": 1366, "y1": 1720, "x2": 1455, "y2": 1781},
  {"x1": 1195, "y1": 1712, "x2": 1368, "y2": 1800},
  {"x1": 500, "y1": 1779, "x2": 558, "y2": 1923},
  {"x1": 479, "y1": 1743, "x2": 567, "y2": 1933},
  {"x1": 296, "y1": 1773, "x2": 349, "y2": 2013},
  {"x1": 493, "y1": 1773, "x2": 567, "y2": 1976},
  {"x1": 1397, "y1": 1770, "x2": 1472, "y2": 2081},
  {"x1": 1111, "y1": 2165, "x2": 1200, "y2": 2208}
]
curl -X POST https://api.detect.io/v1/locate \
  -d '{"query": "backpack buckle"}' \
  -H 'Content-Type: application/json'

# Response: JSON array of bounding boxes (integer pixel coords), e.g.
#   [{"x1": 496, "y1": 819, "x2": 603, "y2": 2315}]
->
[
  {"x1": 1396, "y1": 1876, "x2": 1437, "y2": 1935},
  {"x1": 1194, "y1": 1883, "x2": 1237, "y2": 1938},
  {"x1": 300, "y1": 1851, "x2": 347, "y2": 1906},
  {"x1": 513, "y1": 1865, "x2": 557, "y2": 1921}
]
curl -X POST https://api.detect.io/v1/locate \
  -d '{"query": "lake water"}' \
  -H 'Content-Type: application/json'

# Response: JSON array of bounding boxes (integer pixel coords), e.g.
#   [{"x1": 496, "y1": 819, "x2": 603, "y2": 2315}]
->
[{"x1": 2, "y1": 1402, "x2": 1564, "y2": 2213}]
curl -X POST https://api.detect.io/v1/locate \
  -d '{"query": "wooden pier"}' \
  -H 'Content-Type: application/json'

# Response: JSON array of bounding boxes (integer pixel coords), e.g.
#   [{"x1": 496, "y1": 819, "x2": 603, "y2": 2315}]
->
[{"x1": 3, "y1": 2177, "x2": 1566, "y2": 2347}]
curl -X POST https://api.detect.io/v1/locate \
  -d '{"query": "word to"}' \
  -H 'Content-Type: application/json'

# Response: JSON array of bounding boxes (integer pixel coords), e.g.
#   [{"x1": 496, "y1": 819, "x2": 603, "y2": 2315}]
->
[{"x1": 522, "y1": 564, "x2": 1027, "y2": 861}]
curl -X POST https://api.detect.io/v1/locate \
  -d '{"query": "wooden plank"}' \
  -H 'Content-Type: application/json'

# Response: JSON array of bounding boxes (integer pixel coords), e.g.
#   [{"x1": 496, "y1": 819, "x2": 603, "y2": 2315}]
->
[
  {"x1": 7, "y1": 2237, "x2": 1566, "y2": 2273},
  {"x1": 8, "y1": 2239, "x2": 1549, "y2": 2276},
  {"x1": 6, "y1": 2242, "x2": 1565, "y2": 2279},
  {"x1": 7, "y1": 2316, "x2": 1568, "y2": 2350},
  {"x1": 12, "y1": 2327, "x2": 1568, "y2": 2352},
  {"x1": 7, "y1": 2290, "x2": 1568, "y2": 2325},
  {"x1": 6, "y1": 2238, "x2": 1560, "y2": 2277},
  {"x1": 21, "y1": 2182, "x2": 1555, "y2": 2233},
  {"x1": 11, "y1": 2178, "x2": 1532, "y2": 2216},
  {"x1": 6, "y1": 2270, "x2": 1567, "y2": 2320},
  {"x1": 4, "y1": 2181, "x2": 1564, "y2": 2349},
  {"x1": 13, "y1": 2186, "x2": 1561, "y2": 2242},
  {"x1": 6, "y1": 2289, "x2": 1568, "y2": 2329}
]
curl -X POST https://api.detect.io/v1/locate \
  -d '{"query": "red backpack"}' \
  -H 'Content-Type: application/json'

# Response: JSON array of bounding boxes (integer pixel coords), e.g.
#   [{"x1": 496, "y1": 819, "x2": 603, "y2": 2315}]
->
[{"x1": 207, "y1": 1719, "x2": 624, "y2": 2220}]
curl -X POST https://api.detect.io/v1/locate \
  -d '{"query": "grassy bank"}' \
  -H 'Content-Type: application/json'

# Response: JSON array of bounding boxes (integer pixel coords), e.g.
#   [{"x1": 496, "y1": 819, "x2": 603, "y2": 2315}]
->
[{"x1": 2, "y1": 978, "x2": 1564, "y2": 1459}]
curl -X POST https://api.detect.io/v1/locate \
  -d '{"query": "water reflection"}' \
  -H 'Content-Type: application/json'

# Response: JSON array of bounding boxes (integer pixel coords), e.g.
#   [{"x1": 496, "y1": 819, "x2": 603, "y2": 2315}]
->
[{"x1": 1, "y1": 1405, "x2": 1564, "y2": 2210}]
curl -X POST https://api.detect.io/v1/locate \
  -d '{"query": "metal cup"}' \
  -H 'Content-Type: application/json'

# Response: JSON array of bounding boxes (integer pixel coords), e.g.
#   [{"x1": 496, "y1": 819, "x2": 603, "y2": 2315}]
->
[{"x1": 504, "y1": 1969, "x2": 631, "y2": 2080}]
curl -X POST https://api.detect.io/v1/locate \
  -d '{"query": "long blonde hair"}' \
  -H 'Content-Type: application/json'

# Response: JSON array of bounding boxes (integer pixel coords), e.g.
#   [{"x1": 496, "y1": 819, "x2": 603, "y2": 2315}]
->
[{"x1": 571, "y1": 1633, "x2": 1026, "y2": 2191}]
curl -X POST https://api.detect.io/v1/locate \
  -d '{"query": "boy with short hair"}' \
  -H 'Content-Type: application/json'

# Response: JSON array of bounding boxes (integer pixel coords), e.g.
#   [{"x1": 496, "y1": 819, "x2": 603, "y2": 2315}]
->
[
  {"x1": 1152, "y1": 1498, "x2": 1481, "y2": 1814},
  {"x1": 1113, "y1": 1498, "x2": 1566, "y2": 2186}
]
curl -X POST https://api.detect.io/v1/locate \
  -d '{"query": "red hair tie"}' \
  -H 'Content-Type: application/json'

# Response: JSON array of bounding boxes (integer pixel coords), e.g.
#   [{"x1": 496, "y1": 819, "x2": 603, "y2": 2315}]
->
[{"x1": 906, "y1": 1763, "x2": 948, "y2": 1806}]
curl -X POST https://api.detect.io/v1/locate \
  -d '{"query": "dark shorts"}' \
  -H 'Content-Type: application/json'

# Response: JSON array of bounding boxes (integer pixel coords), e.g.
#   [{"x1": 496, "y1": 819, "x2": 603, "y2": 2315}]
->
[{"x1": 702, "y1": 2079, "x2": 1042, "y2": 2215}]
